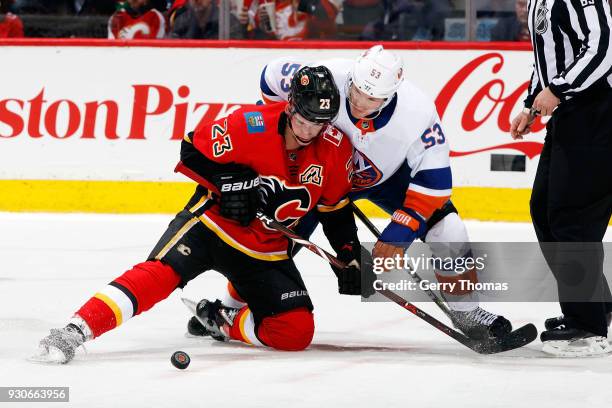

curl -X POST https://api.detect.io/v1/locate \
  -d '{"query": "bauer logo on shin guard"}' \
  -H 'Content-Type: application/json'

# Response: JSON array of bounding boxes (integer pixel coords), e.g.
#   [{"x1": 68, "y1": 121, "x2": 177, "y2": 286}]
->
[{"x1": 281, "y1": 290, "x2": 308, "y2": 301}]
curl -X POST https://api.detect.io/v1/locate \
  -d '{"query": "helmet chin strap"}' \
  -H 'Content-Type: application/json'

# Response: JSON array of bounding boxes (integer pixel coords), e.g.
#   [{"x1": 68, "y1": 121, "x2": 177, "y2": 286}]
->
[{"x1": 294, "y1": 134, "x2": 313, "y2": 146}]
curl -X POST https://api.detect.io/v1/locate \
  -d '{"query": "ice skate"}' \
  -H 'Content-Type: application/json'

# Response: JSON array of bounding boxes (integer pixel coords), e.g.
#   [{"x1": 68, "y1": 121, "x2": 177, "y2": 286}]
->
[
  {"x1": 33, "y1": 324, "x2": 86, "y2": 364},
  {"x1": 182, "y1": 298, "x2": 240, "y2": 342},
  {"x1": 544, "y1": 315, "x2": 567, "y2": 330},
  {"x1": 545, "y1": 313, "x2": 612, "y2": 330},
  {"x1": 541, "y1": 319, "x2": 612, "y2": 357},
  {"x1": 186, "y1": 315, "x2": 213, "y2": 337},
  {"x1": 451, "y1": 307, "x2": 512, "y2": 340}
]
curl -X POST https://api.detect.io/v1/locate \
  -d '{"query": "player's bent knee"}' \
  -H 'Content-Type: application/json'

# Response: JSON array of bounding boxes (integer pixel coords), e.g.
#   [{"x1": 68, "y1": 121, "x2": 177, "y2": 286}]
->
[{"x1": 257, "y1": 307, "x2": 314, "y2": 351}]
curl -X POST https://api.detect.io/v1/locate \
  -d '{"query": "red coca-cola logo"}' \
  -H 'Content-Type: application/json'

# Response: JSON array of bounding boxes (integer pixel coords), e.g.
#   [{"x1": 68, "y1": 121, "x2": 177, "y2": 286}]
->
[{"x1": 436, "y1": 52, "x2": 544, "y2": 159}]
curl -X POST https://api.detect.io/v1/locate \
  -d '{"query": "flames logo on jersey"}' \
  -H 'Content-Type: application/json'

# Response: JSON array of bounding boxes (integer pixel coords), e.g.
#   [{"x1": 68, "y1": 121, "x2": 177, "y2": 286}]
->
[
  {"x1": 258, "y1": 176, "x2": 312, "y2": 228},
  {"x1": 351, "y1": 150, "x2": 383, "y2": 190},
  {"x1": 118, "y1": 23, "x2": 151, "y2": 39}
]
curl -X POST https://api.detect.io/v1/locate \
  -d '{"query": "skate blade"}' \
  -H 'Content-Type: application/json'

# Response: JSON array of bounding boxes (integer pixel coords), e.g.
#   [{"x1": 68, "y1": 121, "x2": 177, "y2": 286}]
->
[
  {"x1": 542, "y1": 338, "x2": 612, "y2": 357},
  {"x1": 181, "y1": 297, "x2": 198, "y2": 314},
  {"x1": 181, "y1": 297, "x2": 208, "y2": 327}
]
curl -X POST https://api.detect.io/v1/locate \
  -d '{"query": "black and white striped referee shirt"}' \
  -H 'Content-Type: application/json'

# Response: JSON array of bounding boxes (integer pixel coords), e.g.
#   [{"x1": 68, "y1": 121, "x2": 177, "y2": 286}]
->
[{"x1": 525, "y1": 0, "x2": 612, "y2": 107}]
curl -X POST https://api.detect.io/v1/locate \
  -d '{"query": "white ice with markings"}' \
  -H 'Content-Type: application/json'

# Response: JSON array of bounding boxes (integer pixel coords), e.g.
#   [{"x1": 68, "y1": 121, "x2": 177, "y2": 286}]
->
[{"x1": 0, "y1": 213, "x2": 611, "y2": 408}]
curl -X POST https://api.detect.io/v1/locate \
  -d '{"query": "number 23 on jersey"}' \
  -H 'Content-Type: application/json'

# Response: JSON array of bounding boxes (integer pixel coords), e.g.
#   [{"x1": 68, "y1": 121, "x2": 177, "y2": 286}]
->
[{"x1": 211, "y1": 119, "x2": 232, "y2": 157}]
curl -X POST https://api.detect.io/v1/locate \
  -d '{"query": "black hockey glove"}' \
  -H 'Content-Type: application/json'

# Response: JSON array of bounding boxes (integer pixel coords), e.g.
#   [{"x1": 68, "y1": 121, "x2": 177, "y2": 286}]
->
[
  {"x1": 332, "y1": 242, "x2": 377, "y2": 298},
  {"x1": 211, "y1": 164, "x2": 260, "y2": 227}
]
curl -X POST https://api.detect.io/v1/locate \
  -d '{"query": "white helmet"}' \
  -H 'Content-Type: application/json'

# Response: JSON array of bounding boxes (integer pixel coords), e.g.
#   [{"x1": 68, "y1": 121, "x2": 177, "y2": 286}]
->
[{"x1": 350, "y1": 45, "x2": 404, "y2": 100}]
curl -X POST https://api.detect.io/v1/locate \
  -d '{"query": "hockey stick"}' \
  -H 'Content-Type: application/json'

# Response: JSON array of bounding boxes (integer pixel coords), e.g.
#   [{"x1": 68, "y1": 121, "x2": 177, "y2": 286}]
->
[
  {"x1": 256, "y1": 210, "x2": 533, "y2": 354},
  {"x1": 350, "y1": 202, "x2": 537, "y2": 353}
]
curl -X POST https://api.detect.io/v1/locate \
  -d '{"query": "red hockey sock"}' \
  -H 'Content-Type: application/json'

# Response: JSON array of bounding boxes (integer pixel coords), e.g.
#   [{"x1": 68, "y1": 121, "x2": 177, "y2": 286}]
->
[{"x1": 75, "y1": 260, "x2": 181, "y2": 338}]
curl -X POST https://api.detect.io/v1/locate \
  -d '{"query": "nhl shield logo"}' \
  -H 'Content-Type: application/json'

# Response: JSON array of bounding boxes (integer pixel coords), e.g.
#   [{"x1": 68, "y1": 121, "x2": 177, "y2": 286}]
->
[
  {"x1": 300, "y1": 75, "x2": 309, "y2": 86},
  {"x1": 535, "y1": 1, "x2": 548, "y2": 35}
]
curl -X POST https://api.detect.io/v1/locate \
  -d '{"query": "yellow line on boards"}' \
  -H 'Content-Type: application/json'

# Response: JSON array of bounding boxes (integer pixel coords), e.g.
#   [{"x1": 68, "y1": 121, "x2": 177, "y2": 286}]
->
[{"x1": 0, "y1": 180, "x2": 535, "y2": 222}]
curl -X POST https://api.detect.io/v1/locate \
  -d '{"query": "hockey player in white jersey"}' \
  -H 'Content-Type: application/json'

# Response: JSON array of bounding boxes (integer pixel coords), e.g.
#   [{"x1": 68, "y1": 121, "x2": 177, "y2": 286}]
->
[{"x1": 252, "y1": 45, "x2": 514, "y2": 340}]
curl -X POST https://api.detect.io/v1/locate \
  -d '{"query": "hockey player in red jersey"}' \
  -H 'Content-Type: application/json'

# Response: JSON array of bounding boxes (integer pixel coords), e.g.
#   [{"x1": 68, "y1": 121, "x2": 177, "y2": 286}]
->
[{"x1": 35, "y1": 66, "x2": 374, "y2": 364}]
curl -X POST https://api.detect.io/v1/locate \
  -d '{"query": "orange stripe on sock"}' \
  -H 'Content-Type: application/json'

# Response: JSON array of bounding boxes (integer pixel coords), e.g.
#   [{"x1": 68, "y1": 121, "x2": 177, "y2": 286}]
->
[
  {"x1": 94, "y1": 292, "x2": 123, "y2": 325},
  {"x1": 229, "y1": 306, "x2": 251, "y2": 344},
  {"x1": 404, "y1": 190, "x2": 450, "y2": 220},
  {"x1": 238, "y1": 309, "x2": 252, "y2": 345},
  {"x1": 228, "y1": 307, "x2": 251, "y2": 345}
]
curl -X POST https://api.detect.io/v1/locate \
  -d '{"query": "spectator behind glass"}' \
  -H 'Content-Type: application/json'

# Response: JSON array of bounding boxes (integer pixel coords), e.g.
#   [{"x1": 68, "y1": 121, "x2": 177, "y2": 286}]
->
[
  {"x1": 491, "y1": 0, "x2": 529, "y2": 41},
  {"x1": 168, "y1": 0, "x2": 245, "y2": 38},
  {"x1": 361, "y1": 0, "x2": 452, "y2": 41},
  {"x1": 253, "y1": 0, "x2": 338, "y2": 40},
  {"x1": 0, "y1": 0, "x2": 24, "y2": 37},
  {"x1": 108, "y1": 0, "x2": 166, "y2": 39}
]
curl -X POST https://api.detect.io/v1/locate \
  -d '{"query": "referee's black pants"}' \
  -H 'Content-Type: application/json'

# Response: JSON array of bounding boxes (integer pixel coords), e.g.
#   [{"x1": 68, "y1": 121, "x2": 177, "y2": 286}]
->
[{"x1": 530, "y1": 89, "x2": 612, "y2": 337}]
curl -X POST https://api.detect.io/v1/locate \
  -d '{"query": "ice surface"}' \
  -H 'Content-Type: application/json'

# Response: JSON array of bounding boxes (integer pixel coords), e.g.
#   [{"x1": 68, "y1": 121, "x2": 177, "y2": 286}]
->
[{"x1": 1, "y1": 213, "x2": 611, "y2": 408}]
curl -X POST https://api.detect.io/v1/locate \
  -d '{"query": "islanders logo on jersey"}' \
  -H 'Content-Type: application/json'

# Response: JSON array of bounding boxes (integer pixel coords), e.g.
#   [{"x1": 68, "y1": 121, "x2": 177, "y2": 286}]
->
[
  {"x1": 244, "y1": 112, "x2": 265, "y2": 133},
  {"x1": 351, "y1": 151, "x2": 383, "y2": 190}
]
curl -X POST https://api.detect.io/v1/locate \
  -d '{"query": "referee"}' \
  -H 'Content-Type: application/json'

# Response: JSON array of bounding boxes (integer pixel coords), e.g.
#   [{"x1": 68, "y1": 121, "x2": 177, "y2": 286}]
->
[{"x1": 511, "y1": 0, "x2": 612, "y2": 356}]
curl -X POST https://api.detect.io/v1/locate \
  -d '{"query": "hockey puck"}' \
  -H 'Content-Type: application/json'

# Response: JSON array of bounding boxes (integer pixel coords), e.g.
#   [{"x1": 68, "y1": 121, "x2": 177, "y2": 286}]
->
[{"x1": 170, "y1": 351, "x2": 190, "y2": 370}]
